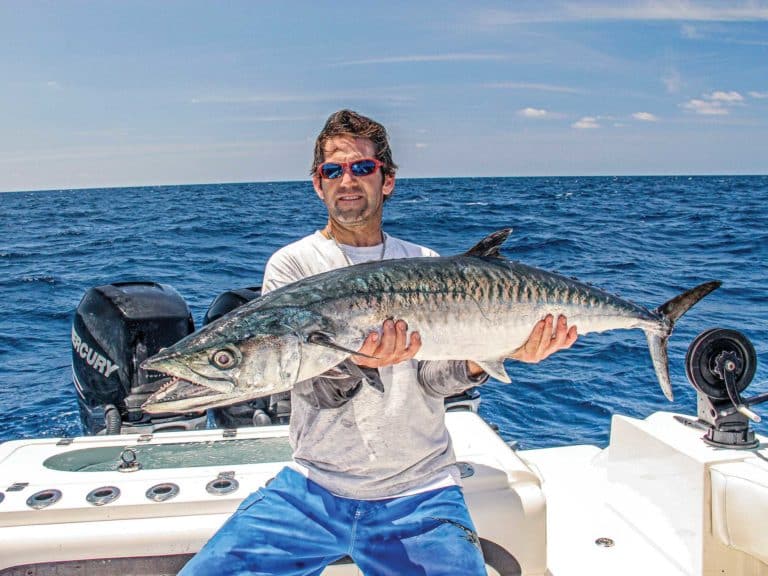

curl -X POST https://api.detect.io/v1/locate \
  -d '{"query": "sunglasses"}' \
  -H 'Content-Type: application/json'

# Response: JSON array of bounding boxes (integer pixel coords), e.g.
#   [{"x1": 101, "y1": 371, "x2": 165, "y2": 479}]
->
[{"x1": 317, "y1": 158, "x2": 383, "y2": 180}]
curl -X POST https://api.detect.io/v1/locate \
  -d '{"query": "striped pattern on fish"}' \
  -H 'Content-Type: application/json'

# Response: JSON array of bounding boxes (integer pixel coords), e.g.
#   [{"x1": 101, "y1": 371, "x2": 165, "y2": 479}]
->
[{"x1": 141, "y1": 229, "x2": 720, "y2": 414}]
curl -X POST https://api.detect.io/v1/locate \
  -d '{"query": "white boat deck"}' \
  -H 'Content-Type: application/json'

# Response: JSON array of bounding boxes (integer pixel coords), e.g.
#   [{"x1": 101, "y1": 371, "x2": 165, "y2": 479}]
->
[
  {"x1": 523, "y1": 444, "x2": 694, "y2": 575},
  {"x1": 1, "y1": 411, "x2": 766, "y2": 575},
  {"x1": 522, "y1": 412, "x2": 768, "y2": 576}
]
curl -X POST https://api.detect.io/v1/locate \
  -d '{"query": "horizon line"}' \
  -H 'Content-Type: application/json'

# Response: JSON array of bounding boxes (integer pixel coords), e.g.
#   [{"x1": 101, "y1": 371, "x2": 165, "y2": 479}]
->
[{"x1": 3, "y1": 172, "x2": 766, "y2": 195}]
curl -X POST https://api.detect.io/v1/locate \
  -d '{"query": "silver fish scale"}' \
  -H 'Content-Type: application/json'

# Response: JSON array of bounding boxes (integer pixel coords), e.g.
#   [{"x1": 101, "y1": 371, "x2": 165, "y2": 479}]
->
[
  {"x1": 264, "y1": 256, "x2": 662, "y2": 361},
  {"x1": 141, "y1": 241, "x2": 720, "y2": 411}
]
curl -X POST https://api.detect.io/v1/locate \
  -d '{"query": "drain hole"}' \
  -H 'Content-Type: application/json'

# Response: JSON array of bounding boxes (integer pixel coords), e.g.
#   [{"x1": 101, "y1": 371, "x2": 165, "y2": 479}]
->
[
  {"x1": 206, "y1": 476, "x2": 239, "y2": 495},
  {"x1": 87, "y1": 486, "x2": 120, "y2": 506},
  {"x1": 146, "y1": 483, "x2": 179, "y2": 502},
  {"x1": 27, "y1": 489, "x2": 62, "y2": 509}
]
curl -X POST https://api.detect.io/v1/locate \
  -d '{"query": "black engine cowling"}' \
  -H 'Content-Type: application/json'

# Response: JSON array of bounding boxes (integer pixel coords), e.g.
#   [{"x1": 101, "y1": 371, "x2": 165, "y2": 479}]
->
[{"x1": 72, "y1": 281, "x2": 207, "y2": 435}]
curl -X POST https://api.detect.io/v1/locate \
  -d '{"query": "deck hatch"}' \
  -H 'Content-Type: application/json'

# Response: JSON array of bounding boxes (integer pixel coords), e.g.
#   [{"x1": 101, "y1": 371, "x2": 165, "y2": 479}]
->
[{"x1": 43, "y1": 437, "x2": 293, "y2": 472}]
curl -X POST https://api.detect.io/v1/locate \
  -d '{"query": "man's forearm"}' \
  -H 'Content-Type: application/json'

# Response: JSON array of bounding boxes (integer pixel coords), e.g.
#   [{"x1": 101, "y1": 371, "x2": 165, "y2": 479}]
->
[{"x1": 419, "y1": 360, "x2": 488, "y2": 397}]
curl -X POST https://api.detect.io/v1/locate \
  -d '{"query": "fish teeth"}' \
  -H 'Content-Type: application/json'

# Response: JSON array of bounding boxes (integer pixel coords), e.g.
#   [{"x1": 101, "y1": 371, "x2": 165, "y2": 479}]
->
[{"x1": 155, "y1": 376, "x2": 180, "y2": 394}]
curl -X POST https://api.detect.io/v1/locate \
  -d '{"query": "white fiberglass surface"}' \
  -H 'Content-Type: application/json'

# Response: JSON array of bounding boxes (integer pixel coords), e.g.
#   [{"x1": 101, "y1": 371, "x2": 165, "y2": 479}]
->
[{"x1": 43, "y1": 436, "x2": 293, "y2": 472}]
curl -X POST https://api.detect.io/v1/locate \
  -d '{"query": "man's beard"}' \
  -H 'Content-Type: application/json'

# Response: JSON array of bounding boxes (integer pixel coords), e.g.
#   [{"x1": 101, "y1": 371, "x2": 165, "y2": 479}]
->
[{"x1": 327, "y1": 197, "x2": 373, "y2": 226}]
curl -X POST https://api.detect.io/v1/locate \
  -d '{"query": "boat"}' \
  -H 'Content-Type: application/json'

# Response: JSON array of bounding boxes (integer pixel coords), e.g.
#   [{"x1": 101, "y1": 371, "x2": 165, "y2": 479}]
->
[{"x1": 1, "y1": 283, "x2": 766, "y2": 575}]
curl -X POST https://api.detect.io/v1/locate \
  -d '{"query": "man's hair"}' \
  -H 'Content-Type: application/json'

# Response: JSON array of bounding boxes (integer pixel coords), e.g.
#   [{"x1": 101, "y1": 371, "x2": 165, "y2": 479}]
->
[{"x1": 311, "y1": 110, "x2": 398, "y2": 178}]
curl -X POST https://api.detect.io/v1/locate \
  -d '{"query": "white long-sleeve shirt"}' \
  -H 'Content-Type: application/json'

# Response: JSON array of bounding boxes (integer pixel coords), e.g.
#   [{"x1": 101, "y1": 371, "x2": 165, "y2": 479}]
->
[{"x1": 262, "y1": 230, "x2": 487, "y2": 499}]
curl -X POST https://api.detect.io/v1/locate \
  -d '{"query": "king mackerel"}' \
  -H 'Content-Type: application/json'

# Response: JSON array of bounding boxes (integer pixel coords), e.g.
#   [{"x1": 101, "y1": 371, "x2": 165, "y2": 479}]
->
[{"x1": 141, "y1": 228, "x2": 720, "y2": 414}]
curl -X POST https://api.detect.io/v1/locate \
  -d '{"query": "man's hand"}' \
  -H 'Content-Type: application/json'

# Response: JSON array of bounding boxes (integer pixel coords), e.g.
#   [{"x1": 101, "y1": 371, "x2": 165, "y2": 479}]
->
[
  {"x1": 353, "y1": 319, "x2": 422, "y2": 369},
  {"x1": 510, "y1": 314, "x2": 577, "y2": 363},
  {"x1": 354, "y1": 315, "x2": 575, "y2": 374},
  {"x1": 467, "y1": 315, "x2": 577, "y2": 377}
]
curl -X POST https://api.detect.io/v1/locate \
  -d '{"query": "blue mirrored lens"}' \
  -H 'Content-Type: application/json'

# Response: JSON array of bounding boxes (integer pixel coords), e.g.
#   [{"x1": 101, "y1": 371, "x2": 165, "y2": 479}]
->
[
  {"x1": 350, "y1": 160, "x2": 377, "y2": 176},
  {"x1": 321, "y1": 163, "x2": 343, "y2": 179}
]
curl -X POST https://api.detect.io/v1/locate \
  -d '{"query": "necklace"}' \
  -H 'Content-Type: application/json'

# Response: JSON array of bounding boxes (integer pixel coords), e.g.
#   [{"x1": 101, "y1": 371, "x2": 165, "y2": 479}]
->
[{"x1": 325, "y1": 229, "x2": 387, "y2": 265}]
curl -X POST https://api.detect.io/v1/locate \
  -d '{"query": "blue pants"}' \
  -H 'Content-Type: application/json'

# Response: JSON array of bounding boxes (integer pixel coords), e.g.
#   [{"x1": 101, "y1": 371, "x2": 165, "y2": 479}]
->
[{"x1": 179, "y1": 467, "x2": 486, "y2": 575}]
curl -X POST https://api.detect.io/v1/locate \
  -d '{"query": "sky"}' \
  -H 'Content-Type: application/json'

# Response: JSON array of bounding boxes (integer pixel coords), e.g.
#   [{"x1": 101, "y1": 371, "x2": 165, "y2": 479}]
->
[{"x1": 1, "y1": 0, "x2": 767, "y2": 192}]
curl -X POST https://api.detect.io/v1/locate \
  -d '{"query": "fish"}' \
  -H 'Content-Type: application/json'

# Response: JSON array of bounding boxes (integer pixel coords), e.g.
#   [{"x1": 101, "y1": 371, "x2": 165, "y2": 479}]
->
[{"x1": 141, "y1": 228, "x2": 721, "y2": 414}]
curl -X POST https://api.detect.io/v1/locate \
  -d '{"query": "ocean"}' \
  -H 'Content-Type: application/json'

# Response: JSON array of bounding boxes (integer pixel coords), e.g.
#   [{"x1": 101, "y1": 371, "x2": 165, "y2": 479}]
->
[{"x1": 1, "y1": 176, "x2": 766, "y2": 448}]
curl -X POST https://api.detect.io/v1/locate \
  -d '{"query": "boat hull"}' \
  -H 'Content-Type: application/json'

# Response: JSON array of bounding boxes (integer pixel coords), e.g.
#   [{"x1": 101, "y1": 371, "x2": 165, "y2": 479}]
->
[{"x1": 1, "y1": 411, "x2": 766, "y2": 575}]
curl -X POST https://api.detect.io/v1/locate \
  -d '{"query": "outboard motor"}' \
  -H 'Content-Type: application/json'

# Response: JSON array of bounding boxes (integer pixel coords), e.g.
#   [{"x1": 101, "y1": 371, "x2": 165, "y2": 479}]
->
[
  {"x1": 72, "y1": 281, "x2": 207, "y2": 435},
  {"x1": 205, "y1": 287, "x2": 292, "y2": 428}
]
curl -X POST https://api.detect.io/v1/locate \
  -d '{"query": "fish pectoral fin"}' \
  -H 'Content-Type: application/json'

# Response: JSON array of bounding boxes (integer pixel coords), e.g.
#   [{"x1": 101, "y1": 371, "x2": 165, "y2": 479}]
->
[
  {"x1": 472, "y1": 359, "x2": 511, "y2": 383},
  {"x1": 322, "y1": 359, "x2": 363, "y2": 380},
  {"x1": 323, "y1": 360, "x2": 385, "y2": 393},
  {"x1": 322, "y1": 367, "x2": 350, "y2": 379},
  {"x1": 307, "y1": 331, "x2": 378, "y2": 360}
]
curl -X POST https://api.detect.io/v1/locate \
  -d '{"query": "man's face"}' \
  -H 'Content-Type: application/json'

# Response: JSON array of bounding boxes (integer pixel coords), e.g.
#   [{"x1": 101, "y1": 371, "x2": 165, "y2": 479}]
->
[{"x1": 313, "y1": 135, "x2": 394, "y2": 227}]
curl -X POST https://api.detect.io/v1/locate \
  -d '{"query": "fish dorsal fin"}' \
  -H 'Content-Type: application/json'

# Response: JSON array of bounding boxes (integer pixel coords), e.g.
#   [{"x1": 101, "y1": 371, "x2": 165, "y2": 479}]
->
[{"x1": 464, "y1": 228, "x2": 512, "y2": 258}]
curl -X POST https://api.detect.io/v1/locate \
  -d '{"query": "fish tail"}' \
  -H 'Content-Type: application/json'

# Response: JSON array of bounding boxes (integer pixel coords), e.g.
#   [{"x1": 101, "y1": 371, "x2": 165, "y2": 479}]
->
[
  {"x1": 645, "y1": 280, "x2": 722, "y2": 401},
  {"x1": 645, "y1": 332, "x2": 673, "y2": 400}
]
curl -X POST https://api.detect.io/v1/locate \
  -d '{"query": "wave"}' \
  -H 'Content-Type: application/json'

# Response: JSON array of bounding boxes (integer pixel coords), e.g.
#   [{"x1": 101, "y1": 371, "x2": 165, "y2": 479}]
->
[{"x1": 1, "y1": 176, "x2": 766, "y2": 445}]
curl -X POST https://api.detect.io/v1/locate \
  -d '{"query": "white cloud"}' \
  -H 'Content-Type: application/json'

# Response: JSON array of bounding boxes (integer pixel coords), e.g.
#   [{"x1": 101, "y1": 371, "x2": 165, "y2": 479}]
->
[
  {"x1": 518, "y1": 107, "x2": 549, "y2": 118},
  {"x1": 681, "y1": 99, "x2": 729, "y2": 115},
  {"x1": 224, "y1": 115, "x2": 319, "y2": 123},
  {"x1": 706, "y1": 90, "x2": 744, "y2": 102},
  {"x1": 333, "y1": 53, "x2": 511, "y2": 66},
  {"x1": 190, "y1": 91, "x2": 415, "y2": 105},
  {"x1": 632, "y1": 112, "x2": 658, "y2": 121},
  {"x1": 662, "y1": 69, "x2": 683, "y2": 94},
  {"x1": 749, "y1": 91, "x2": 768, "y2": 98},
  {"x1": 470, "y1": 3, "x2": 768, "y2": 26},
  {"x1": 0, "y1": 140, "x2": 291, "y2": 164},
  {"x1": 415, "y1": 143, "x2": 428, "y2": 149},
  {"x1": 485, "y1": 82, "x2": 585, "y2": 94},
  {"x1": 572, "y1": 116, "x2": 600, "y2": 129},
  {"x1": 681, "y1": 90, "x2": 747, "y2": 115}
]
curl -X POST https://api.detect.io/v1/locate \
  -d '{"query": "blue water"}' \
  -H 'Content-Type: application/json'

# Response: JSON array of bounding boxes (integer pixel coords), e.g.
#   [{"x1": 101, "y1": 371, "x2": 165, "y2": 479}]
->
[{"x1": 1, "y1": 176, "x2": 766, "y2": 449}]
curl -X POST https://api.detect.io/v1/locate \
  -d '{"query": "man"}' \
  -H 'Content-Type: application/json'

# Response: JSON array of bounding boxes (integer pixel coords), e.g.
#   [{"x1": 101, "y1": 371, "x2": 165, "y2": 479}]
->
[{"x1": 180, "y1": 110, "x2": 577, "y2": 575}]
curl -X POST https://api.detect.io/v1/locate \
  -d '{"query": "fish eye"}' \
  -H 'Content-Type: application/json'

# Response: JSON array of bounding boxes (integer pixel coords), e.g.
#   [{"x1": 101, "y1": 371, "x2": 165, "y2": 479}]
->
[{"x1": 210, "y1": 347, "x2": 240, "y2": 370}]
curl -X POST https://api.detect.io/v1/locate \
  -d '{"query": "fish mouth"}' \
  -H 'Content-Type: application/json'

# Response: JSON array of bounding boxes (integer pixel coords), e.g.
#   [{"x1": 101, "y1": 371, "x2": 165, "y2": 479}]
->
[
  {"x1": 140, "y1": 355, "x2": 237, "y2": 414},
  {"x1": 142, "y1": 376, "x2": 240, "y2": 414}
]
